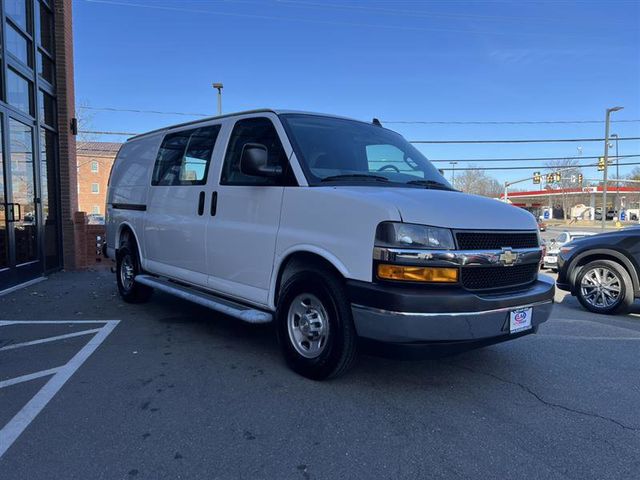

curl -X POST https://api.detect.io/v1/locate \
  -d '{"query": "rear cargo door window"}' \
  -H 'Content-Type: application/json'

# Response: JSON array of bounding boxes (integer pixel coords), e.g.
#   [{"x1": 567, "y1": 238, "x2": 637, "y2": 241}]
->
[{"x1": 152, "y1": 125, "x2": 221, "y2": 186}]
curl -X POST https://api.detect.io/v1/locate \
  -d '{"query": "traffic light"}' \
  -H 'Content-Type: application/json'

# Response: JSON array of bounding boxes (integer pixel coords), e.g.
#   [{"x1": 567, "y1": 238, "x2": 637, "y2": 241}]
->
[
  {"x1": 578, "y1": 173, "x2": 583, "y2": 185},
  {"x1": 546, "y1": 173, "x2": 554, "y2": 184},
  {"x1": 554, "y1": 172, "x2": 561, "y2": 182},
  {"x1": 598, "y1": 157, "x2": 605, "y2": 171},
  {"x1": 533, "y1": 172, "x2": 541, "y2": 184}
]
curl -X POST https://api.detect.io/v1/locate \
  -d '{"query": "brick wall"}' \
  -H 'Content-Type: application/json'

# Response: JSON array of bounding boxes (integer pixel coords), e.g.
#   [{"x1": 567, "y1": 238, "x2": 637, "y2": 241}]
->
[
  {"x1": 77, "y1": 153, "x2": 117, "y2": 216},
  {"x1": 54, "y1": 0, "x2": 79, "y2": 269},
  {"x1": 73, "y1": 212, "x2": 107, "y2": 268}
]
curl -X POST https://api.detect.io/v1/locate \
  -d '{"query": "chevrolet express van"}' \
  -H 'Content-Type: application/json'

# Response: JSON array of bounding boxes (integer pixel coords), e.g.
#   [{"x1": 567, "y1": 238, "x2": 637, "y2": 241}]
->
[{"x1": 106, "y1": 110, "x2": 554, "y2": 379}]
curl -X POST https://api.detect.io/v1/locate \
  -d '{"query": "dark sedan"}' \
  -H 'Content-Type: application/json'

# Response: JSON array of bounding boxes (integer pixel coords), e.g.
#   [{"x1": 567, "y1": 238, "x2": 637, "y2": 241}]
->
[{"x1": 557, "y1": 229, "x2": 640, "y2": 314}]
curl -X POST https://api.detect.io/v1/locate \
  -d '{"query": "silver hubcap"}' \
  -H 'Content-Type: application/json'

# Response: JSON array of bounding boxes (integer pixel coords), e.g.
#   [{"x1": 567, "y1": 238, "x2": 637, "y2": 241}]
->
[
  {"x1": 287, "y1": 293, "x2": 330, "y2": 359},
  {"x1": 120, "y1": 254, "x2": 135, "y2": 291},
  {"x1": 580, "y1": 267, "x2": 622, "y2": 308}
]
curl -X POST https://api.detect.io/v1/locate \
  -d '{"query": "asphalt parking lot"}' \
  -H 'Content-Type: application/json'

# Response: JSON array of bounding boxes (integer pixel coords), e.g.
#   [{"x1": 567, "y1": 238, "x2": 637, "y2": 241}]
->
[{"x1": 1, "y1": 265, "x2": 639, "y2": 480}]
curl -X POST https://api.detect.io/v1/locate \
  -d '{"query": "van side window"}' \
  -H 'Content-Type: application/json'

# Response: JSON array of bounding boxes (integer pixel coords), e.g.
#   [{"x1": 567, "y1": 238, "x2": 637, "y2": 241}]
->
[
  {"x1": 221, "y1": 117, "x2": 290, "y2": 186},
  {"x1": 152, "y1": 125, "x2": 221, "y2": 186}
]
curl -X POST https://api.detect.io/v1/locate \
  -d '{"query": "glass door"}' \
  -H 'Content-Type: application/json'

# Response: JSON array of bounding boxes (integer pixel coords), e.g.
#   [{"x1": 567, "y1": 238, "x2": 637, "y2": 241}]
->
[
  {"x1": 0, "y1": 116, "x2": 9, "y2": 284},
  {"x1": 0, "y1": 113, "x2": 42, "y2": 290}
]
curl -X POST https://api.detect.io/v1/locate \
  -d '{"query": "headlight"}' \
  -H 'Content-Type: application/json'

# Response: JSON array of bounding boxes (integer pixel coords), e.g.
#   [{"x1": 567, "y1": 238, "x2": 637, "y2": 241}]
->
[{"x1": 375, "y1": 222, "x2": 455, "y2": 249}]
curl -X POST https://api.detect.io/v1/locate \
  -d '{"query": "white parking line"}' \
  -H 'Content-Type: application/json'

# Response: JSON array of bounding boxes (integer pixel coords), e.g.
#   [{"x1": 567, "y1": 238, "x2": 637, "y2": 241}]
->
[
  {"x1": 0, "y1": 328, "x2": 102, "y2": 352},
  {"x1": 0, "y1": 320, "x2": 120, "y2": 459},
  {"x1": 0, "y1": 368, "x2": 61, "y2": 389}
]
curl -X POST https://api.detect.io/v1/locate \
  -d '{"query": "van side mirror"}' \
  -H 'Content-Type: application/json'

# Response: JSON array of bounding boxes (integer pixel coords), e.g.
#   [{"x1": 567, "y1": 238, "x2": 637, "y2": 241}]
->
[{"x1": 240, "y1": 143, "x2": 283, "y2": 178}]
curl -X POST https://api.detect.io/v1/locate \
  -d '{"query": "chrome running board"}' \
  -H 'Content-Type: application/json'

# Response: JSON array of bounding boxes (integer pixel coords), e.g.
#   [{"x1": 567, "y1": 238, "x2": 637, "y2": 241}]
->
[{"x1": 135, "y1": 275, "x2": 272, "y2": 324}]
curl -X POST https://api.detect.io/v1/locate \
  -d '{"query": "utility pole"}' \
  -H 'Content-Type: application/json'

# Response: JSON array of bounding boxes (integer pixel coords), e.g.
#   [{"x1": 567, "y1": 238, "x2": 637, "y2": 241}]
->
[
  {"x1": 212, "y1": 83, "x2": 224, "y2": 115},
  {"x1": 449, "y1": 161, "x2": 458, "y2": 187},
  {"x1": 602, "y1": 106, "x2": 623, "y2": 230}
]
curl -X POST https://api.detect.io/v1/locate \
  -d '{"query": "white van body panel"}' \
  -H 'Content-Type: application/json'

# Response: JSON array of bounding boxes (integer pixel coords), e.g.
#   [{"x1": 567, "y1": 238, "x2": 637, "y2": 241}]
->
[
  {"x1": 271, "y1": 187, "x2": 402, "y2": 305},
  {"x1": 143, "y1": 121, "x2": 226, "y2": 286},
  {"x1": 106, "y1": 134, "x2": 161, "y2": 259},
  {"x1": 205, "y1": 113, "x2": 296, "y2": 307},
  {"x1": 324, "y1": 187, "x2": 538, "y2": 230}
]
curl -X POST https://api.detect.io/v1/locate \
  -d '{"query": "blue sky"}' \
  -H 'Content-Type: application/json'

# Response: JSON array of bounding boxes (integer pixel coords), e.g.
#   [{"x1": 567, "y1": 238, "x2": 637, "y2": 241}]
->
[{"x1": 74, "y1": 0, "x2": 640, "y2": 188}]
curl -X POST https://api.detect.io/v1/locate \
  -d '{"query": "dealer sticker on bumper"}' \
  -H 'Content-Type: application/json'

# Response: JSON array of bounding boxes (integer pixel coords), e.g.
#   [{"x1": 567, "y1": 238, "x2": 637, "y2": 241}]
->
[{"x1": 510, "y1": 308, "x2": 533, "y2": 334}]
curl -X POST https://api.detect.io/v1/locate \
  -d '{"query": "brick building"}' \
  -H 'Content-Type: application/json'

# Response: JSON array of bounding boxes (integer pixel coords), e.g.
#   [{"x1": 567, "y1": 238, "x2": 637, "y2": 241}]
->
[
  {"x1": 0, "y1": 0, "x2": 78, "y2": 291},
  {"x1": 77, "y1": 141, "x2": 121, "y2": 217}
]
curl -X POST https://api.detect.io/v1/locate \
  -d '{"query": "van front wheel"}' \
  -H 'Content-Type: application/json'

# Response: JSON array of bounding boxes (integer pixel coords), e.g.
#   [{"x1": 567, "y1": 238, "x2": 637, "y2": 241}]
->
[
  {"x1": 116, "y1": 243, "x2": 153, "y2": 303},
  {"x1": 276, "y1": 269, "x2": 358, "y2": 380}
]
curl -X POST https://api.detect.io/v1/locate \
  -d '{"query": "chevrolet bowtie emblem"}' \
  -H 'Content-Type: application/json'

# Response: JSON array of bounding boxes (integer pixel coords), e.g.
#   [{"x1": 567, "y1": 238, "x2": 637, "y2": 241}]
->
[{"x1": 499, "y1": 248, "x2": 518, "y2": 266}]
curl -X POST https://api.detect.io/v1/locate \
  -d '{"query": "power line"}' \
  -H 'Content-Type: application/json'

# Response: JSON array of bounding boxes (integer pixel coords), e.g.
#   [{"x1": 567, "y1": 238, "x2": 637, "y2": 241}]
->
[
  {"x1": 78, "y1": 106, "x2": 640, "y2": 127},
  {"x1": 440, "y1": 160, "x2": 640, "y2": 171},
  {"x1": 388, "y1": 119, "x2": 640, "y2": 125},
  {"x1": 412, "y1": 136, "x2": 640, "y2": 144},
  {"x1": 79, "y1": 130, "x2": 139, "y2": 136},
  {"x1": 430, "y1": 154, "x2": 640, "y2": 163},
  {"x1": 78, "y1": 106, "x2": 209, "y2": 117}
]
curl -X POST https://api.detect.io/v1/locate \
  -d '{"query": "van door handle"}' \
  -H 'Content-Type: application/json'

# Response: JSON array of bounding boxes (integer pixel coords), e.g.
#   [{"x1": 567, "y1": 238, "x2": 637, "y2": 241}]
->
[
  {"x1": 210, "y1": 191, "x2": 218, "y2": 216},
  {"x1": 197, "y1": 191, "x2": 205, "y2": 216}
]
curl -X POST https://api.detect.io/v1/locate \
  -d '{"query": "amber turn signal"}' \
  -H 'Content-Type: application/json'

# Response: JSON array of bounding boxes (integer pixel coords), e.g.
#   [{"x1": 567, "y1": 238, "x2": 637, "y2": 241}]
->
[{"x1": 377, "y1": 264, "x2": 459, "y2": 283}]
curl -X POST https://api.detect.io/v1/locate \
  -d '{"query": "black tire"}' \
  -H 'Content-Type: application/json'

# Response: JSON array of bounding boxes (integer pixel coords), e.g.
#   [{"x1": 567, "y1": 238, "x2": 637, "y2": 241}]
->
[
  {"x1": 276, "y1": 267, "x2": 358, "y2": 380},
  {"x1": 575, "y1": 260, "x2": 634, "y2": 315},
  {"x1": 116, "y1": 241, "x2": 153, "y2": 303}
]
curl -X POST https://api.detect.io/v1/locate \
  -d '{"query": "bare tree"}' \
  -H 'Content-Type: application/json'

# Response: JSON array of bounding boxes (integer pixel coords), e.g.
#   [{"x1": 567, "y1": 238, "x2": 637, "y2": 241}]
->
[
  {"x1": 454, "y1": 166, "x2": 503, "y2": 197},
  {"x1": 544, "y1": 158, "x2": 582, "y2": 220},
  {"x1": 628, "y1": 166, "x2": 640, "y2": 181},
  {"x1": 76, "y1": 100, "x2": 98, "y2": 143}
]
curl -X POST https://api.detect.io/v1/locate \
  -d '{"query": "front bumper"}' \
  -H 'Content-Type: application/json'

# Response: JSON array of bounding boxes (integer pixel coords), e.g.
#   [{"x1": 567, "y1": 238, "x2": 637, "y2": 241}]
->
[{"x1": 349, "y1": 275, "x2": 554, "y2": 343}]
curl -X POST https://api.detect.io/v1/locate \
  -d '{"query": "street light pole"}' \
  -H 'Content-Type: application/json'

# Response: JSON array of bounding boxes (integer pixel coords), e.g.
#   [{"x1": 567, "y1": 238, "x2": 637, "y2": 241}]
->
[
  {"x1": 610, "y1": 133, "x2": 619, "y2": 212},
  {"x1": 212, "y1": 83, "x2": 224, "y2": 115},
  {"x1": 449, "y1": 161, "x2": 458, "y2": 186},
  {"x1": 602, "y1": 106, "x2": 623, "y2": 230}
]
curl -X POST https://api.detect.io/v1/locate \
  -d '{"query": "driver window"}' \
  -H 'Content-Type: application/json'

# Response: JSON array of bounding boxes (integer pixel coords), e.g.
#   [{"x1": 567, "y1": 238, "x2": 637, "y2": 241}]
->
[{"x1": 366, "y1": 144, "x2": 422, "y2": 177}]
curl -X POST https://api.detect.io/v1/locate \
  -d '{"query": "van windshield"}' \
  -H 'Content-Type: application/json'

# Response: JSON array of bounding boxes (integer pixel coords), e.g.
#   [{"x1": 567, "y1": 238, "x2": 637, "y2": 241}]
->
[{"x1": 280, "y1": 114, "x2": 453, "y2": 189}]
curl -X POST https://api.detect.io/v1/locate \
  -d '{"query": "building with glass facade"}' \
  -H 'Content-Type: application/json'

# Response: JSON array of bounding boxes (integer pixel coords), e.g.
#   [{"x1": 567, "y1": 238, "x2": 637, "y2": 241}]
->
[{"x1": 0, "y1": 0, "x2": 76, "y2": 291}]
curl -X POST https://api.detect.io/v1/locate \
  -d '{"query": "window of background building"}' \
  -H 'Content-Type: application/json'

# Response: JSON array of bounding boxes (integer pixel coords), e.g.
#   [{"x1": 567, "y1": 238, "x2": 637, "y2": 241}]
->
[
  {"x1": 7, "y1": 68, "x2": 34, "y2": 115},
  {"x1": 38, "y1": 1, "x2": 54, "y2": 54},
  {"x1": 91, "y1": 183, "x2": 99, "y2": 194},
  {"x1": 6, "y1": 23, "x2": 32, "y2": 67},
  {"x1": 91, "y1": 161, "x2": 99, "y2": 173},
  {"x1": 92, "y1": 205, "x2": 100, "y2": 214},
  {"x1": 5, "y1": 0, "x2": 30, "y2": 32},
  {"x1": 38, "y1": 90, "x2": 56, "y2": 127}
]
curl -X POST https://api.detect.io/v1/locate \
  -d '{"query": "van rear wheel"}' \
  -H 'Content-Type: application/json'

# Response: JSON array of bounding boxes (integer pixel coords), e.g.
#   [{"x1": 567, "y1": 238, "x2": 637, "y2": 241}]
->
[
  {"x1": 276, "y1": 268, "x2": 358, "y2": 380},
  {"x1": 116, "y1": 242, "x2": 153, "y2": 303}
]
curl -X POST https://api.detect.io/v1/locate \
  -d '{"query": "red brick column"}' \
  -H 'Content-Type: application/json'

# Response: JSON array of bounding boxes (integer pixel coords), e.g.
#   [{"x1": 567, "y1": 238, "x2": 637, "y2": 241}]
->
[{"x1": 54, "y1": 0, "x2": 78, "y2": 269}]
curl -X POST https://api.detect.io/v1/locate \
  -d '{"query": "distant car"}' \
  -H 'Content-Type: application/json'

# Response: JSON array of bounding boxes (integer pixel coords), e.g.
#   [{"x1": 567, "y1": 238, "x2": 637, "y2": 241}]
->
[
  {"x1": 557, "y1": 230, "x2": 640, "y2": 314},
  {"x1": 594, "y1": 209, "x2": 616, "y2": 221},
  {"x1": 543, "y1": 231, "x2": 595, "y2": 271},
  {"x1": 87, "y1": 214, "x2": 105, "y2": 225},
  {"x1": 538, "y1": 221, "x2": 547, "y2": 232}
]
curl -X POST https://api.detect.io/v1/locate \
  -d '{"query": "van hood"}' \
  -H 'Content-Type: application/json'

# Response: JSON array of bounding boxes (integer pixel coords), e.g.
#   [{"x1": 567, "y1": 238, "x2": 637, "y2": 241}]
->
[{"x1": 329, "y1": 186, "x2": 537, "y2": 230}]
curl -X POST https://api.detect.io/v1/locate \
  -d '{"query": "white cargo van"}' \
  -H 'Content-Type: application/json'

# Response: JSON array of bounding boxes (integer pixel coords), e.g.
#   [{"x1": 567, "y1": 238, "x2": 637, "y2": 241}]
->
[{"x1": 106, "y1": 110, "x2": 554, "y2": 379}]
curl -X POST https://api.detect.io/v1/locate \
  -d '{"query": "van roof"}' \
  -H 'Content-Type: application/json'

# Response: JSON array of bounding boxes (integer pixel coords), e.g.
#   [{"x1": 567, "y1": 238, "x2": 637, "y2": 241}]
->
[{"x1": 127, "y1": 109, "x2": 373, "y2": 141}]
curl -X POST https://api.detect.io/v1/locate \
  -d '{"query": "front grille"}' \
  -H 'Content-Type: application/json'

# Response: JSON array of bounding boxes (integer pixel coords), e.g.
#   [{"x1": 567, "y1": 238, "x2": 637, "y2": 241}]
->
[
  {"x1": 456, "y1": 231, "x2": 538, "y2": 250},
  {"x1": 461, "y1": 263, "x2": 539, "y2": 291}
]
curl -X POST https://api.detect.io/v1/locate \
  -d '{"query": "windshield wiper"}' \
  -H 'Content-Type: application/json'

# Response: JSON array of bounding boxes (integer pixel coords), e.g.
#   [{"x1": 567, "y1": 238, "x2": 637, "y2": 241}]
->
[
  {"x1": 405, "y1": 179, "x2": 454, "y2": 190},
  {"x1": 320, "y1": 174, "x2": 390, "y2": 183}
]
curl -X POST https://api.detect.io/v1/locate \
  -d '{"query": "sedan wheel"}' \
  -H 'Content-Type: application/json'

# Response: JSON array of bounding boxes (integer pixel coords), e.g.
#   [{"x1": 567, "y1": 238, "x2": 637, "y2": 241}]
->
[
  {"x1": 575, "y1": 260, "x2": 634, "y2": 315},
  {"x1": 579, "y1": 266, "x2": 621, "y2": 309}
]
